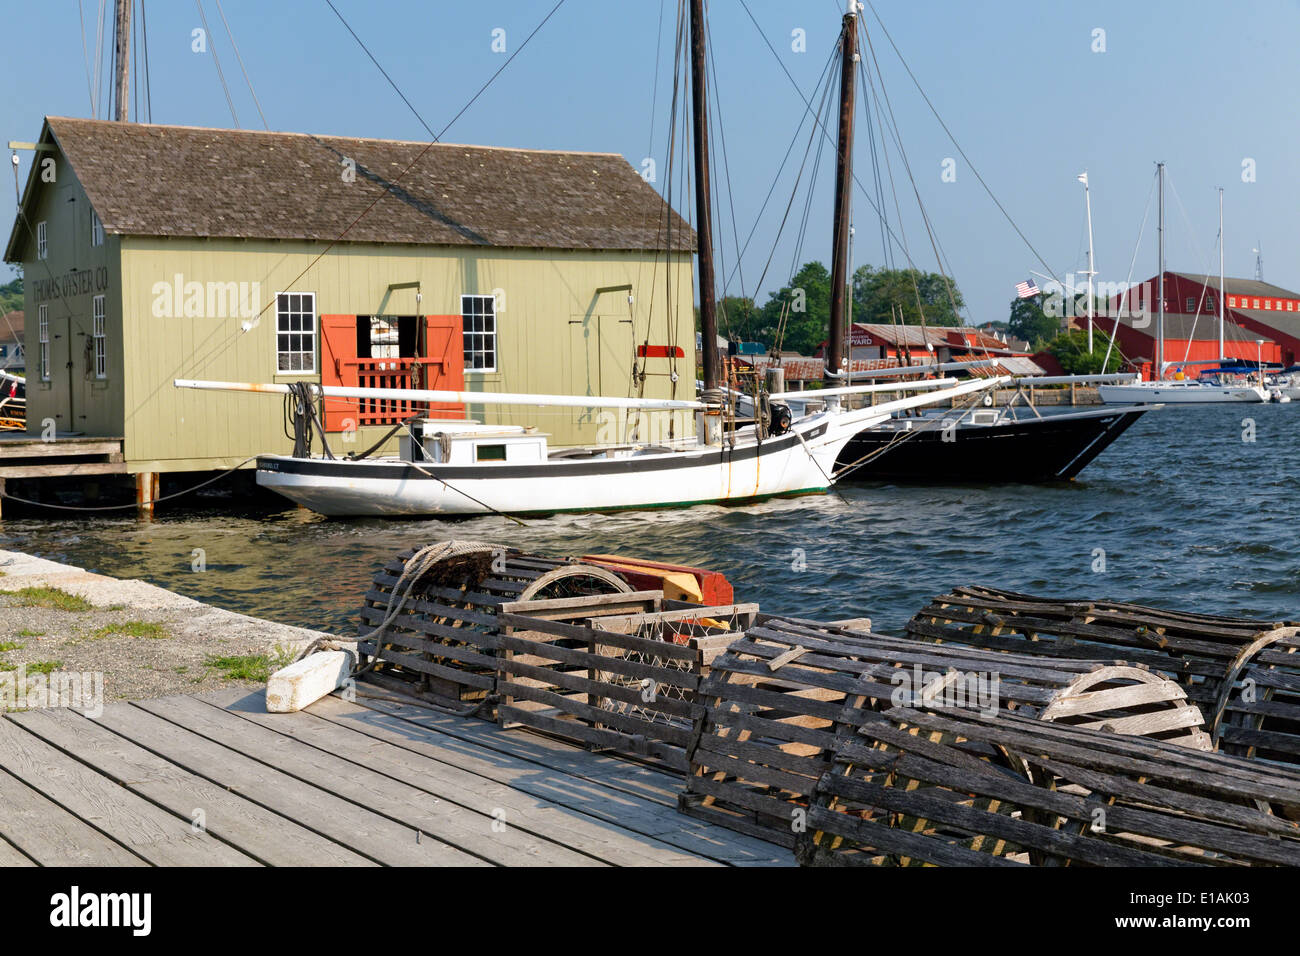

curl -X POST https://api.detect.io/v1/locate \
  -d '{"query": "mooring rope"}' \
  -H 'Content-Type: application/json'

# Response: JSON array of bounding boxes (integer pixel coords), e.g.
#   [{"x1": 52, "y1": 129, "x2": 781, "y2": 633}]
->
[{"x1": 352, "y1": 540, "x2": 507, "y2": 680}]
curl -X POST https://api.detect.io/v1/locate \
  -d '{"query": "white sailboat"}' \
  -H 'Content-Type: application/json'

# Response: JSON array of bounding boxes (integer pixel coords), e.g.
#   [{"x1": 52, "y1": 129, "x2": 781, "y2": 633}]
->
[
  {"x1": 1100, "y1": 168, "x2": 1268, "y2": 405},
  {"x1": 175, "y1": 376, "x2": 999, "y2": 517},
  {"x1": 175, "y1": 0, "x2": 999, "y2": 518}
]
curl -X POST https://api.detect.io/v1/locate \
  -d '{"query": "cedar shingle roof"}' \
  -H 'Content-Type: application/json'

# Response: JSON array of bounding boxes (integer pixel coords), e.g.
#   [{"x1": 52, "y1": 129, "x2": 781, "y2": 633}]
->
[{"x1": 7, "y1": 117, "x2": 693, "y2": 257}]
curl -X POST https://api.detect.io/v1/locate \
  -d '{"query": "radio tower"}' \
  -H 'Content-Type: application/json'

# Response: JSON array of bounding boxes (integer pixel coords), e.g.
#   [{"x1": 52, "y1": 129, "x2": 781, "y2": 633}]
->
[{"x1": 1254, "y1": 241, "x2": 1264, "y2": 281}]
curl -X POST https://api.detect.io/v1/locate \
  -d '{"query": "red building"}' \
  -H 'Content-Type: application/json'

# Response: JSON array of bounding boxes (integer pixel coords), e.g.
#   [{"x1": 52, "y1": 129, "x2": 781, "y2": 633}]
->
[
  {"x1": 1092, "y1": 272, "x2": 1285, "y2": 377},
  {"x1": 825, "y1": 323, "x2": 1037, "y2": 365}
]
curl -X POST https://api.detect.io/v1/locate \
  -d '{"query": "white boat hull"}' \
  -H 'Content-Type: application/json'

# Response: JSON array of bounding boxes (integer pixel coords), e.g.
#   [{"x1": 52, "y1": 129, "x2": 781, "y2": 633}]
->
[
  {"x1": 1097, "y1": 382, "x2": 1268, "y2": 404},
  {"x1": 256, "y1": 411, "x2": 881, "y2": 517}
]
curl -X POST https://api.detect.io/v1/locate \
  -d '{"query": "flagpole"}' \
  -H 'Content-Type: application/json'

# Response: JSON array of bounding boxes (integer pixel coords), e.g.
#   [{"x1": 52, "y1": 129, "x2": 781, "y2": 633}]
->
[{"x1": 1080, "y1": 171, "x2": 1096, "y2": 354}]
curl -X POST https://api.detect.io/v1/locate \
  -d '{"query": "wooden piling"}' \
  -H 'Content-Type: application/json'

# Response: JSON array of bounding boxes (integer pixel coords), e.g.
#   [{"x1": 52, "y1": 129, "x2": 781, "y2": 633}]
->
[{"x1": 135, "y1": 471, "x2": 159, "y2": 517}]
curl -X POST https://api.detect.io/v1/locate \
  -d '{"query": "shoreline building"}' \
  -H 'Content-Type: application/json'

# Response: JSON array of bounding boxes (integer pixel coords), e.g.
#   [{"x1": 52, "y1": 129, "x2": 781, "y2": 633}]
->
[
  {"x1": 1092, "y1": 272, "x2": 1288, "y2": 376},
  {"x1": 3, "y1": 117, "x2": 696, "y2": 494}
]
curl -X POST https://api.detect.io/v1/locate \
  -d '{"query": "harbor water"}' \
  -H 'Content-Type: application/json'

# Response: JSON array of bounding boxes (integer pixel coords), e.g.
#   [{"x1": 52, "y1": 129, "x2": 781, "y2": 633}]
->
[{"x1": 3, "y1": 403, "x2": 1297, "y2": 634}]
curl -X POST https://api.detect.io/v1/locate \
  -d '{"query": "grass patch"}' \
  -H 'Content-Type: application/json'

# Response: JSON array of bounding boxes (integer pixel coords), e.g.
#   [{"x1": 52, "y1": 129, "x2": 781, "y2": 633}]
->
[
  {"x1": 203, "y1": 649, "x2": 294, "y2": 683},
  {"x1": 89, "y1": 621, "x2": 168, "y2": 641},
  {"x1": 0, "y1": 641, "x2": 23, "y2": 652},
  {"x1": 1, "y1": 586, "x2": 92, "y2": 612},
  {"x1": 16, "y1": 629, "x2": 44, "y2": 638},
  {"x1": 25, "y1": 661, "x2": 61, "y2": 675}
]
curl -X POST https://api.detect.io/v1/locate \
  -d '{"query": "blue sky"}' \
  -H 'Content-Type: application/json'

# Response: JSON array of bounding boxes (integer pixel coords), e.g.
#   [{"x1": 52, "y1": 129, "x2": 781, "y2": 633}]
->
[{"x1": 4, "y1": 0, "x2": 1298, "y2": 324}]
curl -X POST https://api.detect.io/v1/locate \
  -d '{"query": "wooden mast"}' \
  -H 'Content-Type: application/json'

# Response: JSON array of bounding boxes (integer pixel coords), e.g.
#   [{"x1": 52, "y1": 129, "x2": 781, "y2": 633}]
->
[
  {"x1": 689, "y1": 0, "x2": 720, "y2": 391},
  {"x1": 827, "y1": 0, "x2": 859, "y2": 379},
  {"x1": 113, "y1": 0, "x2": 131, "y2": 122}
]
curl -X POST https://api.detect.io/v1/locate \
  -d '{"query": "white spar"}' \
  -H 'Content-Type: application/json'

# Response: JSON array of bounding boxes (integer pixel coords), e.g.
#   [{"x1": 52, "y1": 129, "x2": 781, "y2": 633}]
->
[{"x1": 174, "y1": 378, "x2": 707, "y2": 411}]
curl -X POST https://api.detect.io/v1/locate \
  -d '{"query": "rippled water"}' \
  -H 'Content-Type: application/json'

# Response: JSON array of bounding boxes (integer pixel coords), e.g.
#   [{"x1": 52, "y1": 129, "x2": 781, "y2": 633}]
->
[{"x1": 3, "y1": 404, "x2": 1297, "y2": 634}]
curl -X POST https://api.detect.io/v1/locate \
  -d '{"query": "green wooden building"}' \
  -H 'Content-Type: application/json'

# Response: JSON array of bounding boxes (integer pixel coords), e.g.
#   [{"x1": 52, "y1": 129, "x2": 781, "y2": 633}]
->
[{"x1": 3, "y1": 117, "x2": 696, "y2": 497}]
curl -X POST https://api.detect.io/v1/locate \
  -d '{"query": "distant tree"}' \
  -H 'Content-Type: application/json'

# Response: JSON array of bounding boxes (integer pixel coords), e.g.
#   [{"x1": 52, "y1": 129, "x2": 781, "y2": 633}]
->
[
  {"x1": 0, "y1": 272, "x2": 21, "y2": 315},
  {"x1": 1008, "y1": 295, "x2": 1059, "y2": 349},
  {"x1": 1047, "y1": 329, "x2": 1122, "y2": 375},
  {"x1": 756, "y1": 261, "x2": 831, "y2": 355},
  {"x1": 718, "y1": 295, "x2": 760, "y2": 342},
  {"x1": 852, "y1": 265, "x2": 965, "y2": 327}
]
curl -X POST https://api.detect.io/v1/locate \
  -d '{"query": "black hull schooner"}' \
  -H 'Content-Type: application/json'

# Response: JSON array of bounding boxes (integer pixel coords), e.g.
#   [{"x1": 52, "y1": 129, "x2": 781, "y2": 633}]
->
[{"x1": 835, "y1": 405, "x2": 1149, "y2": 483}]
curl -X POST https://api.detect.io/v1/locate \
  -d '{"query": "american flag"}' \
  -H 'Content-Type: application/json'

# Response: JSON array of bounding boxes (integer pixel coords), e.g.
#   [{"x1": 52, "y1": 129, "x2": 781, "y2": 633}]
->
[{"x1": 1015, "y1": 279, "x2": 1040, "y2": 299}]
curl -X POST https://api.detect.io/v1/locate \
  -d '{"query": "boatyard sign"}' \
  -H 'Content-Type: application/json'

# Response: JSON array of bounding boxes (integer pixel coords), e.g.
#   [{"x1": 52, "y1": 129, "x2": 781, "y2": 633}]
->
[{"x1": 29, "y1": 266, "x2": 109, "y2": 303}]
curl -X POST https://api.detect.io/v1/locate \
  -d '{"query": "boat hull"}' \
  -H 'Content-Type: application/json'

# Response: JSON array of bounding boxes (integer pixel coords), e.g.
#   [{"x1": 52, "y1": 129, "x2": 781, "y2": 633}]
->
[
  {"x1": 1098, "y1": 383, "x2": 1267, "y2": 404},
  {"x1": 835, "y1": 407, "x2": 1148, "y2": 483},
  {"x1": 256, "y1": 415, "x2": 869, "y2": 517}
]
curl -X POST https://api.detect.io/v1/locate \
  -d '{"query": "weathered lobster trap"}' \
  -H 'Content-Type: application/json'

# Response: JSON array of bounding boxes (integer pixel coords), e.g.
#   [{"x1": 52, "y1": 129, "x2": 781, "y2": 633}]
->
[
  {"x1": 908, "y1": 585, "x2": 1300, "y2": 768},
  {"x1": 682, "y1": 616, "x2": 1211, "y2": 847},
  {"x1": 495, "y1": 596, "x2": 759, "y2": 771},
  {"x1": 798, "y1": 703, "x2": 1300, "y2": 867},
  {"x1": 357, "y1": 542, "x2": 633, "y2": 711}
]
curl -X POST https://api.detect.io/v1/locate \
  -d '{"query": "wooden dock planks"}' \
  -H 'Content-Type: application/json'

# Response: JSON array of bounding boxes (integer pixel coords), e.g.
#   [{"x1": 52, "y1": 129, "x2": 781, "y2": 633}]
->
[
  {"x1": 0, "y1": 716, "x2": 256, "y2": 866},
  {"x1": 0, "y1": 686, "x2": 791, "y2": 867},
  {"x1": 305, "y1": 692, "x2": 787, "y2": 866},
  {"x1": 0, "y1": 765, "x2": 145, "y2": 866},
  {"x1": 209, "y1": 689, "x2": 718, "y2": 867},
  {"x1": 7, "y1": 707, "x2": 375, "y2": 867}
]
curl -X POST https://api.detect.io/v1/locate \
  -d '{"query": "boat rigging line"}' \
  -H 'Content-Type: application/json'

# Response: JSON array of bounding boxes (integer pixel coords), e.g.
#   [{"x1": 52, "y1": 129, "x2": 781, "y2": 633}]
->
[
  {"x1": 214, "y1": 0, "x2": 268, "y2": 130},
  {"x1": 854, "y1": 17, "x2": 963, "y2": 342},
  {"x1": 323, "y1": 0, "x2": 436, "y2": 138},
  {"x1": 861, "y1": 0, "x2": 1063, "y2": 289},
  {"x1": 0, "y1": 459, "x2": 260, "y2": 512},
  {"x1": 139, "y1": 0, "x2": 153, "y2": 122},
  {"x1": 78, "y1": 0, "x2": 97, "y2": 117},
  {"x1": 1099, "y1": 168, "x2": 1157, "y2": 374},
  {"x1": 195, "y1": 0, "x2": 241, "y2": 127},
  {"x1": 166, "y1": 0, "x2": 568, "y2": 414},
  {"x1": 283, "y1": 382, "x2": 334, "y2": 460},
  {"x1": 736, "y1": 0, "x2": 951, "y2": 287}
]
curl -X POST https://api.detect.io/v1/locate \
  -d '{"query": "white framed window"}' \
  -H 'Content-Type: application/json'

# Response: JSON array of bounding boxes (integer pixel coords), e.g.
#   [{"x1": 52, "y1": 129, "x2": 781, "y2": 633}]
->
[
  {"x1": 92, "y1": 294, "x2": 107, "y2": 379},
  {"x1": 91, "y1": 210, "x2": 104, "y2": 247},
  {"x1": 38, "y1": 305, "x2": 50, "y2": 381},
  {"x1": 461, "y1": 294, "x2": 497, "y2": 372},
  {"x1": 1186, "y1": 297, "x2": 1195, "y2": 312},
  {"x1": 1206, "y1": 296, "x2": 1216, "y2": 314},
  {"x1": 276, "y1": 292, "x2": 317, "y2": 372},
  {"x1": 36, "y1": 221, "x2": 47, "y2": 260}
]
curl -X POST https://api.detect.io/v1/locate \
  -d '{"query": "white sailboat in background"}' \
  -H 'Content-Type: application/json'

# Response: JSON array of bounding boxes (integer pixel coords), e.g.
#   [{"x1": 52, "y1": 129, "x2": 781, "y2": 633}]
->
[
  {"x1": 1100, "y1": 167, "x2": 1268, "y2": 405},
  {"x1": 176, "y1": 0, "x2": 999, "y2": 518}
]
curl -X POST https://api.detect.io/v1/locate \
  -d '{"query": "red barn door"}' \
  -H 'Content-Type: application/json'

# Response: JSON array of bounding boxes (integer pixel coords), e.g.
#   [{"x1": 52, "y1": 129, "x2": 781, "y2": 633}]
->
[{"x1": 319, "y1": 313, "x2": 465, "y2": 431}]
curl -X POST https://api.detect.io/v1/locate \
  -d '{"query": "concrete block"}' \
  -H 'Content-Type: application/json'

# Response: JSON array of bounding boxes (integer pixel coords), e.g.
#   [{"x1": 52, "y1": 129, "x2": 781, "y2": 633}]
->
[{"x1": 266, "y1": 649, "x2": 357, "y2": 713}]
